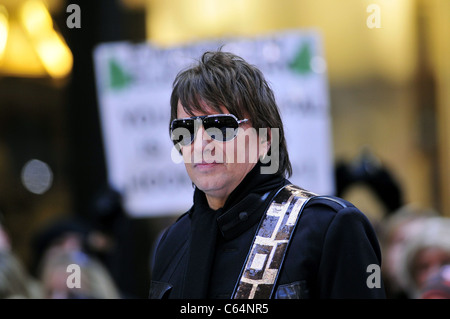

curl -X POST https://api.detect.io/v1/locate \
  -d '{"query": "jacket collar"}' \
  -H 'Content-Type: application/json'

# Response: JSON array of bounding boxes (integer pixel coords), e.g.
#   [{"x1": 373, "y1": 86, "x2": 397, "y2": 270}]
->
[
  {"x1": 191, "y1": 162, "x2": 287, "y2": 240},
  {"x1": 216, "y1": 190, "x2": 274, "y2": 240},
  {"x1": 184, "y1": 162, "x2": 287, "y2": 298}
]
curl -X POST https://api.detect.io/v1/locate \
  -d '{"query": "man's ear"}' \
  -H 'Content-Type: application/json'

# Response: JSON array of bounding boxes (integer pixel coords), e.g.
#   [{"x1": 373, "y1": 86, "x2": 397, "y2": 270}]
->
[{"x1": 259, "y1": 127, "x2": 271, "y2": 158}]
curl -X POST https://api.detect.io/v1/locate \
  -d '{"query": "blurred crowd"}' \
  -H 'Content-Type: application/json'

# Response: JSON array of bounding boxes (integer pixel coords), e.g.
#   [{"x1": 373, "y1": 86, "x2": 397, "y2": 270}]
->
[
  {"x1": 337, "y1": 152, "x2": 450, "y2": 299},
  {"x1": 0, "y1": 187, "x2": 131, "y2": 299},
  {"x1": 380, "y1": 205, "x2": 450, "y2": 299},
  {"x1": 1, "y1": 184, "x2": 450, "y2": 299}
]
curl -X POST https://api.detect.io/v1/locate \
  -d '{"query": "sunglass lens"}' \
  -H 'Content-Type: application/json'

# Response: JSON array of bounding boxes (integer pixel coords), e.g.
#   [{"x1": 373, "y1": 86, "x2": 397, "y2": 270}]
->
[
  {"x1": 204, "y1": 115, "x2": 239, "y2": 141},
  {"x1": 171, "y1": 119, "x2": 195, "y2": 146}
]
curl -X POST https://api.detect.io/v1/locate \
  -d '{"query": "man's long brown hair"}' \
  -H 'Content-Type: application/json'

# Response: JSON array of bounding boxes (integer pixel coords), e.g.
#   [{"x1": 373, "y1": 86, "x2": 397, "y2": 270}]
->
[{"x1": 169, "y1": 49, "x2": 292, "y2": 177}]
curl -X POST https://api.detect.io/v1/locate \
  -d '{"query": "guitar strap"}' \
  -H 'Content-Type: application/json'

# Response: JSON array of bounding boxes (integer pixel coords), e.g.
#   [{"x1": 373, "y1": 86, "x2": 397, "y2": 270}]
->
[{"x1": 232, "y1": 184, "x2": 316, "y2": 299}]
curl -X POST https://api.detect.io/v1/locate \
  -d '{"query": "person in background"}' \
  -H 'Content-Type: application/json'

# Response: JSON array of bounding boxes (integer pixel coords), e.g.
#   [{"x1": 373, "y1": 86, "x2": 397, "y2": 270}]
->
[
  {"x1": 37, "y1": 248, "x2": 120, "y2": 299},
  {"x1": 396, "y1": 216, "x2": 450, "y2": 298},
  {"x1": 420, "y1": 264, "x2": 450, "y2": 299},
  {"x1": 378, "y1": 204, "x2": 437, "y2": 299},
  {"x1": 32, "y1": 217, "x2": 121, "y2": 299},
  {"x1": 0, "y1": 214, "x2": 43, "y2": 299},
  {"x1": 0, "y1": 251, "x2": 43, "y2": 299}
]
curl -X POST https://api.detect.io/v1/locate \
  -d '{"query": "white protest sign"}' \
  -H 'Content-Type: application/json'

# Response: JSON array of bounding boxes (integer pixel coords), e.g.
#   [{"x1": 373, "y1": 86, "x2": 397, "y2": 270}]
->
[{"x1": 93, "y1": 30, "x2": 334, "y2": 217}]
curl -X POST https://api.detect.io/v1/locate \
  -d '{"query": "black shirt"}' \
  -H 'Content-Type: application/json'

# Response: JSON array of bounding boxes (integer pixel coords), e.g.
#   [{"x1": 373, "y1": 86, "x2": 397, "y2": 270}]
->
[{"x1": 150, "y1": 163, "x2": 386, "y2": 299}]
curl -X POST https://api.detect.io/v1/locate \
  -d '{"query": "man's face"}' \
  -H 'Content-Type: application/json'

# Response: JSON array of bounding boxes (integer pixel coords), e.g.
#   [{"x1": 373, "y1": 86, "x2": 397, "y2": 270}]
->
[{"x1": 176, "y1": 101, "x2": 267, "y2": 208}]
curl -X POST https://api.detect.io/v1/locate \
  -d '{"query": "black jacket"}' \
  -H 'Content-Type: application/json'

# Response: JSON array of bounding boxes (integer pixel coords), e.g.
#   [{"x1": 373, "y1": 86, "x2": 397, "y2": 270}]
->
[{"x1": 149, "y1": 163, "x2": 386, "y2": 299}]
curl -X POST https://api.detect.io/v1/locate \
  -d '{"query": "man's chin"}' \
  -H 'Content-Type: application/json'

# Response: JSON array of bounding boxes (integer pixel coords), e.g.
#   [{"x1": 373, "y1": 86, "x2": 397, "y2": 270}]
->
[{"x1": 193, "y1": 178, "x2": 228, "y2": 196}]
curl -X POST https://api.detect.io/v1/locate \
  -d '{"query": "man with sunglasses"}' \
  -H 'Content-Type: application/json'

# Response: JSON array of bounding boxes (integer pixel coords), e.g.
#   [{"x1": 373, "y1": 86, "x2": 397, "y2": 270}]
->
[{"x1": 149, "y1": 50, "x2": 385, "y2": 299}]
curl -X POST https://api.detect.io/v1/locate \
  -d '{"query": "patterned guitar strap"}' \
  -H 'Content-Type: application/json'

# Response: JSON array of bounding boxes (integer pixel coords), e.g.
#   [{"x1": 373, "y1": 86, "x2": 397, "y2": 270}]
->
[{"x1": 232, "y1": 184, "x2": 316, "y2": 299}]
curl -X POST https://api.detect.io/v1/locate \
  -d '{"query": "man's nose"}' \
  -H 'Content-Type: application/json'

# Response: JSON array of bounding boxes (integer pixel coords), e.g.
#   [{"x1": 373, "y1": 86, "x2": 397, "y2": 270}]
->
[{"x1": 192, "y1": 124, "x2": 213, "y2": 152}]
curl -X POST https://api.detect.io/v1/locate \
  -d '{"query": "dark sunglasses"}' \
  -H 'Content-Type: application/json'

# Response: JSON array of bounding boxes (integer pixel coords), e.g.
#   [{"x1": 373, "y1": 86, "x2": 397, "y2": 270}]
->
[{"x1": 170, "y1": 114, "x2": 249, "y2": 146}]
